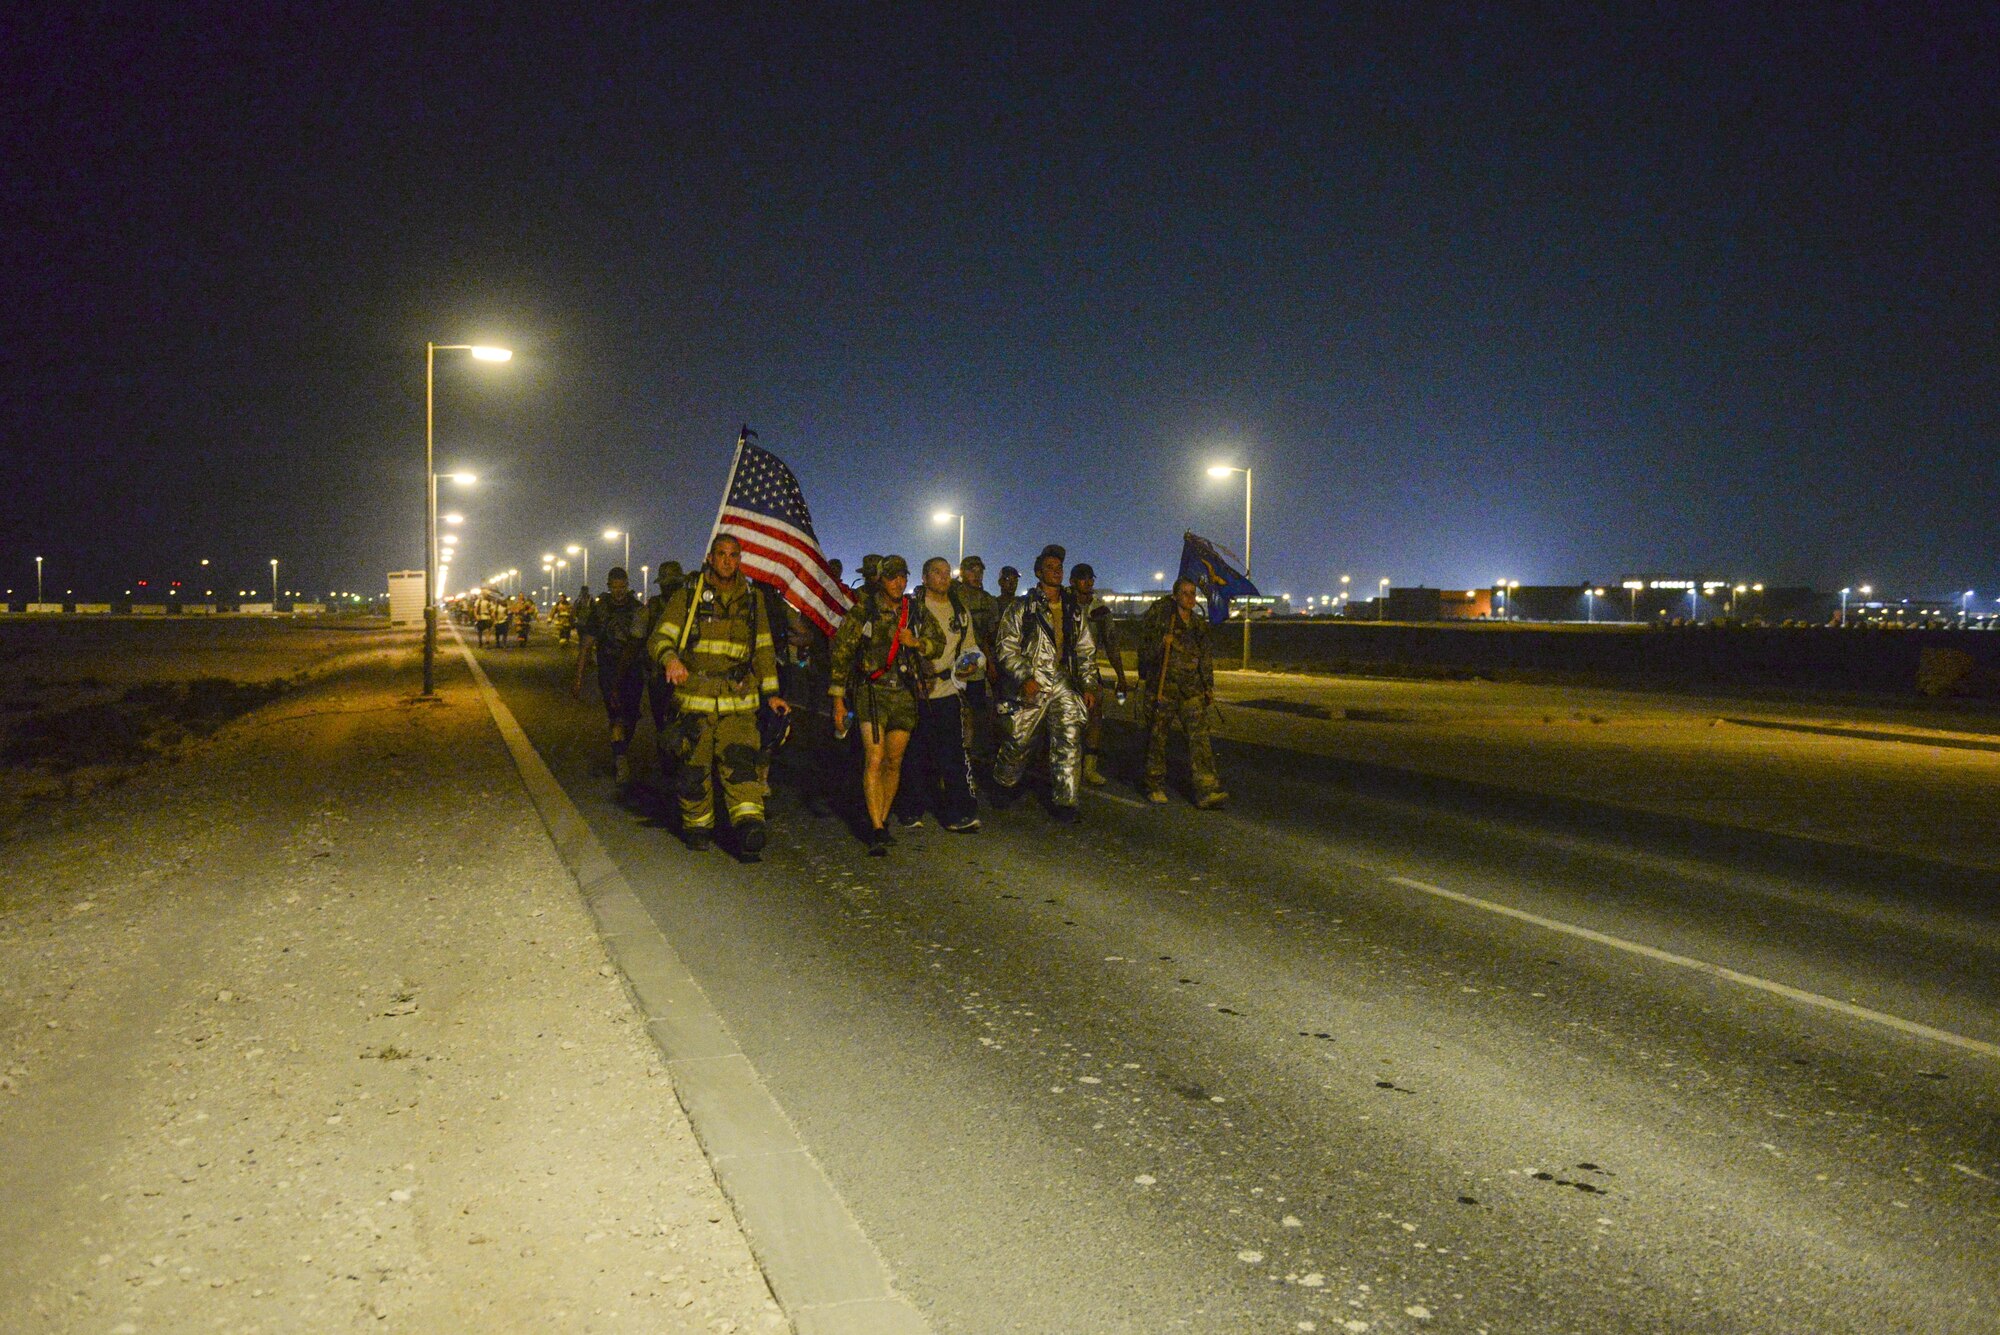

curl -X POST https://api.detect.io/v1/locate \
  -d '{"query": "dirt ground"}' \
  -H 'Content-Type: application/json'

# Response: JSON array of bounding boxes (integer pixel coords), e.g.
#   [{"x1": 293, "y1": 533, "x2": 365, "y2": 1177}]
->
[
  {"x1": 0, "y1": 621, "x2": 786, "y2": 1333},
  {"x1": 1192, "y1": 668, "x2": 2000, "y2": 871}
]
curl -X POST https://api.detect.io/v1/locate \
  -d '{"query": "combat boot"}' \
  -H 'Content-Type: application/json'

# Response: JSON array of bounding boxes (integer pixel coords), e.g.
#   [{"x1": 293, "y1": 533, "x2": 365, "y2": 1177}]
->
[
  {"x1": 1144, "y1": 788, "x2": 1168, "y2": 804},
  {"x1": 1083, "y1": 754, "x2": 1107, "y2": 786},
  {"x1": 1195, "y1": 788, "x2": 1230, "y2": 810},
  {"x1": 737, "y1": 818, "x2": 768, "y2": 855}
]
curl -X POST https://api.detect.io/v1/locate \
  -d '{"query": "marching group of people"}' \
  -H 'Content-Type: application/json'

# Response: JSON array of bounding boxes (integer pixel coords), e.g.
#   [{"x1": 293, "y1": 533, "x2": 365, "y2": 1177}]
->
[
  {"x1": 451, "y1": 588, "x2": 541, "y2": 648},
  {"x1": 512, "y1": 536, "x2": 1230, "y2": 860}
]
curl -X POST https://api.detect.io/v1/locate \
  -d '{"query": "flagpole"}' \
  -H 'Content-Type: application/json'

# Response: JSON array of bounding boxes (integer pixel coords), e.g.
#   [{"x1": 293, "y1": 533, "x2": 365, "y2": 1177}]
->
[{"x1": 708, "y1": 425, "x2": 751, "y2": 554}]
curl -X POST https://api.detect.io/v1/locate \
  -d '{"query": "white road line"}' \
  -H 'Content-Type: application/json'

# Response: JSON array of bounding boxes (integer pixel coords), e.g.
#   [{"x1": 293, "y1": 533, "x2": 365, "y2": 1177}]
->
[
  {"x1": 1083, "y1": 789, "x2": 1154, "y2": 810},
  {"x1": 1383, "y1": 875, "x2": 2000, "y2": 1060}
]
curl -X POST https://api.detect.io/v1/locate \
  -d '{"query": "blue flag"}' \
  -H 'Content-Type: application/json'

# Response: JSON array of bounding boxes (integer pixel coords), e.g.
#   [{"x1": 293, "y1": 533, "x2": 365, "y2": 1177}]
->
[{"x1": 1178, "y1": 531, "x2": 1258, "y2": 626}]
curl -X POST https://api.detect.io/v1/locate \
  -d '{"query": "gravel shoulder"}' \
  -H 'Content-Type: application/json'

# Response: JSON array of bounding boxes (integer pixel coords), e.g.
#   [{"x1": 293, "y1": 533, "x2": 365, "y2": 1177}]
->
[
  {"x1": 0, "y1": 630, "x2": 786, "y2": 1333},
  {"x1": 1191, "y1": 668, "x2": 2000, "y2": 872}
]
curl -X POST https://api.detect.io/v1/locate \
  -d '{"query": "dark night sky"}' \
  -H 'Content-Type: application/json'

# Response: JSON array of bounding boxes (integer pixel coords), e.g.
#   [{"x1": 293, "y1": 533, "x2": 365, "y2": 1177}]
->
[{"x1": 4, "y1": 3, "x2": 1995, "y2": 604}]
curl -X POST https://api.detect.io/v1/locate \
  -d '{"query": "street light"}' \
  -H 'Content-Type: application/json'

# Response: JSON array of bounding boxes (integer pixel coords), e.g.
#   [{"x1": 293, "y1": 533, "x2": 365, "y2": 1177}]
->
[
  {"x1": 1585, "y1": 586, "x2": 1597, "y2": 623},
  {"x1": 425, "y1": 342, "x2": 511, "y2": 696},
  {"x1": 1205, "y1": 463, "x2": 1253, "y2": 670},
  {"x1": 1153, "y1": 571, "x2": 1166, "y2": 585},
  {"x1": 1378, "y1": 576, "x2": 1390, "y2": 621},
  {"x1": 932, "y1": 511, "x2": 965, "y2": 565},
  {"x1": 1840, "y1": 586, "x2": 1852, "y2": 623},
  {"x1": 603, "y1": 528, "x2": 629, "y2": 573},
  {"x1": 566, "y1": 543, "x2": 588, "y2": 589},
  {"x1": 35, "y1": 555, "x2": 43, "y2": 606}
]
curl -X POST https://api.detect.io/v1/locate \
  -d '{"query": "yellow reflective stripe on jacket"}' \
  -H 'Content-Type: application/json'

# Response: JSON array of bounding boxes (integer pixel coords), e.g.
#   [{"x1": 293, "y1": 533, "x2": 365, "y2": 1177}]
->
[{"x1": 677, "y1": 693, "x2": 760, "y2": 714}]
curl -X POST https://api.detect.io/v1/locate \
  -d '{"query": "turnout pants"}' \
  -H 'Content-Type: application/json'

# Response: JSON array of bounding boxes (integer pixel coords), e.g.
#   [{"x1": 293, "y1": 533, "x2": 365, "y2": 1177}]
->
[
  {"x1": 995, "y1": 681, "x2": 1088, "y2": 806},
  {"x1": 1144, "y1": 684, "x2": 1220, "y2": 795},
  {"x1": 673, "y1": 708, "x2": 765, "y2": 831},
  {"x1": 895, "y1": 694, "x2": 977, "y2": 825}
]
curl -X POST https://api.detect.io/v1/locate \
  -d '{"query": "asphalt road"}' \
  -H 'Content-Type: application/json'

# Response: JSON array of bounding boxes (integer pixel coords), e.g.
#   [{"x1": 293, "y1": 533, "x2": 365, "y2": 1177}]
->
[{"x1": 479, "y1": 641, "x2": 2000, "y2": 1335}]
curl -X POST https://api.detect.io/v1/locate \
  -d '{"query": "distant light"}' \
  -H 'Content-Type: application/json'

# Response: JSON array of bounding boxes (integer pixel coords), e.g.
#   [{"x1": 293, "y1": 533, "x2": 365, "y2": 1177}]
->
[
  {"x1": 1153, "y1": 571, "x2": 1166, "y2": 582},
  {"x1": 541, "y1": 553, "x2": 556, "y2": 563},
  {"x1": 603, "y1": 529, "x2": 622, "y2": 540},
  {"x1": 1206, "y1": 465, "x2": 1236, "y2": 479},
  {"x1": 446, "y1": 472, "x2": 477, "y2": 485},
  {"x1": 440, "y1": 534, "x2": 457, "y2": 545},
  {"x1": 566, "y1": 544, "x2": 582, "y2": 555},
  {"x1": 469, "y1": 346, "x2": 512, "y2": 361},
  {"x1": 443, "y1": 513, "x2": 464, "y2": 525},
  {"x1": 932, "y1": 511, "x2": 956, "y2": 524}
]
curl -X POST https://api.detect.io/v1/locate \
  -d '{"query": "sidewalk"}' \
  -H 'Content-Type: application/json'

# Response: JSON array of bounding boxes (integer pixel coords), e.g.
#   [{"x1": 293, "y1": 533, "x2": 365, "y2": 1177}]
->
[{"x1": 0, "y1": 644, "x2": 787, "y2": 1333}]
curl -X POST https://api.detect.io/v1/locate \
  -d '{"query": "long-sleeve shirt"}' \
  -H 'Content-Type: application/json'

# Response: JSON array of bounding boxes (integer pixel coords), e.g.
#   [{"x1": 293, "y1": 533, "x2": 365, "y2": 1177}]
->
[
  {"x1": 645, "y1": 574, "x2": 779, "y2": 714},
  {"x1": 1137, "y1": 596, "x2": 1214, "y2": 696}
]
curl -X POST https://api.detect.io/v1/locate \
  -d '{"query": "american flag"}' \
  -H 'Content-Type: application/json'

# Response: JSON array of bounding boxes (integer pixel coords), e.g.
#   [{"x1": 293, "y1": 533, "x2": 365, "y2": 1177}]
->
[{"x1": 713, "y1": 439, "x2": 852, "y2": 636}]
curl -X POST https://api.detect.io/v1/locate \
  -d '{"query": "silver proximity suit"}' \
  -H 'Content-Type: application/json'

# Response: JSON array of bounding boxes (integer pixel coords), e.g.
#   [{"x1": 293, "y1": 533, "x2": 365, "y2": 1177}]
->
[{"x1": 994, "y1": 586, "x2": 1097, "y2": 807}]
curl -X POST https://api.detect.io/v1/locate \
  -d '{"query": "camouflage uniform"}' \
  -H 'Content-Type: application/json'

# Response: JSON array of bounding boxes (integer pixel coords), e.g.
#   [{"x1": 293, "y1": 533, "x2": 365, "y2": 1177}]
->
[
  {"x1": 1136, "y1": 594, "x2": 1225, "y2": 804},
  {"x1": 646, "y1": 573, "x2": 780, "y2": 832},
  {"x1": 828, "y1": 586, "x2": 945, "y2": 737}
]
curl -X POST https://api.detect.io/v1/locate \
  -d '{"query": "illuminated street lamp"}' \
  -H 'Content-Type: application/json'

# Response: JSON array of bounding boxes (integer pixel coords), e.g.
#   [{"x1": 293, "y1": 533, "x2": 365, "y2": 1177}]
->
[
  {"x1": 1963, "y1": 589, "x2": 1976, "y2": 623},
  {"x1": 1153, "y1": 571, "x2": 1166, "y2": 585},
  {"x1": 603, "y1": 528, "x2": 630, "y2": 573},
  {"x1": 1205, "y1": 463, "x2": 1253, "y2": 669},
  {"x1": 424, "y1": 342, "x2": 511, "y2": 696},
  {"x1": 1585, "y1": 586, "x2": 1598, "y2": 622},
  {"x1": 35, "y1": 555, "x2": 43, "y2": 605},
  {"x1": 1378, "y1": 576, "x2": 1390, "y2": 621},
  {"x1": 269, "y1": 558, "x2": 279, "y2": 605},
  {"x1": 566, "y1": 543, "x2": 588, "y2": 589},
  {"x1": 932, "y1": 510, "x2": 965, "y2": 565}
]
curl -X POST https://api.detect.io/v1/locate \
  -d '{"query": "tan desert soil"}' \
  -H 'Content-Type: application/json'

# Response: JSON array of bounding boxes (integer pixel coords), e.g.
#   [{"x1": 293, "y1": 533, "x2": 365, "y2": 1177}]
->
[{"x1": 0, "y1": 630, "x2": 787, "y2": 1333}]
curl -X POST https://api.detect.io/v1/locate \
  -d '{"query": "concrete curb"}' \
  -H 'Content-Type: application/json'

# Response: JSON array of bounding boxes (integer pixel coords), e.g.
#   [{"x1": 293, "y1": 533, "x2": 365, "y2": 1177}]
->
[{"x1": 453, "y1": 635, "x2": 930, "y2": 1335}]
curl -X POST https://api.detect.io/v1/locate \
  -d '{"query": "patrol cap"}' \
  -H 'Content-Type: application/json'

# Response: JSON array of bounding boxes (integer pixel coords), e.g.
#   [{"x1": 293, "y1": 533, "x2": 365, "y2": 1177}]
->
[
  {"x1": 998, "y1": 565, "x2": 1019, "y2": 579},
  {"x1": 960, "y1": 555, "x2": 985, "y2": 571},
  {"x1": 878, "y1": 554, "x2": 910, "y2": 579},
  {"x1": 860, "y1": 553, "x2": 883, "y2": 580},
  {"x1": 1036, "y1": 543, "x2": 1066, "y2": 565},
  {"x1": 657, "y1": 561, "x2": 684, "y2": 585},
  {"x1": 606, "y1": 566, "x2": 630, "y2": 583},
  {"x1": 1070, "y1": 562, "x2": 1095, "y2": 581}
]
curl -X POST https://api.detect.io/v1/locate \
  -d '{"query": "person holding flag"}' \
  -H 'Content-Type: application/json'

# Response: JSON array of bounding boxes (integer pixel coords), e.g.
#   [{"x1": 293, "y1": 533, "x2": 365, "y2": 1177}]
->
[
  {"x1": 1136, "y1": 577, "x2": 1228, "y2": 807},
  {"x1": 647, "y1": 535, "x2": 789, "y2": 856}
]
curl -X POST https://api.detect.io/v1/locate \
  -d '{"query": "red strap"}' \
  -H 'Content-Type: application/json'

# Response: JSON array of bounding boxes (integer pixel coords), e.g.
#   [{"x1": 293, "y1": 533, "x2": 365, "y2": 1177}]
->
[{"x1": 866, "y1": 596, "x2": 908, "y2": 681}]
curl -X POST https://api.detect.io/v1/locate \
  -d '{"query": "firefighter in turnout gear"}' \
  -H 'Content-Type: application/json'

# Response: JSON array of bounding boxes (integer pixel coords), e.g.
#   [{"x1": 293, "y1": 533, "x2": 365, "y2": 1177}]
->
[
  {"x1": 993, "y1": 544, "x2": 1098, "y2": 819},
  {"x1": 647, "y1": 535, "x2": 789, "y2": 855},
  {"x1": 572, "y1": 568, "x2": 649, "y2": 785},
  {"x1": 828, "y1": 554, "x2": 946, "y2": 854},
  {"x1": 1137, "y1": 577, "x2": 1228, "y2": 808}
]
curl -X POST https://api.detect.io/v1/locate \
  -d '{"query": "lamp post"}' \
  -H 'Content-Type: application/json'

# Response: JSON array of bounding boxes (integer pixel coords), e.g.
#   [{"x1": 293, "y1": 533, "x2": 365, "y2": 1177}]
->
[
  {"x1": 424, "y1": 342, "x2": 510, "y2": 696},
  {"x1": 1963, "y1": 589, "x2": 1976, "y2": 625},
  {"x1": 566, "y1": 544, "x2": 588, "y2": 590},
  {"x1": 1206, "y1": 463, "x2": 1253, "y2": 670},
  {"x1": 1585, "y1": 587, "x2": 1596, "y2": 623},
  {"x1": 35, "y1": 555, "x2": 43, "y2": 606},
  {"x1": 269, "y1": 559, "x2": 279, "y2": 605},
  {"x1": 604, "y1": 529, "x2": 629, "y2": 574},
  {"x1": 1840, "y1": 587, "x2": 1851, "y2": 623},
  {"x1": 932, "y1": 511, "x2": 965, "y2": 565}
]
